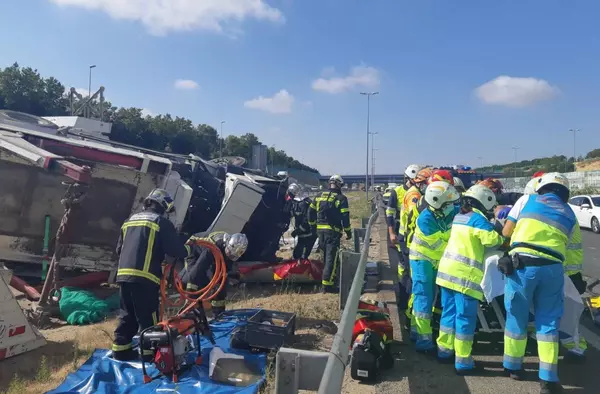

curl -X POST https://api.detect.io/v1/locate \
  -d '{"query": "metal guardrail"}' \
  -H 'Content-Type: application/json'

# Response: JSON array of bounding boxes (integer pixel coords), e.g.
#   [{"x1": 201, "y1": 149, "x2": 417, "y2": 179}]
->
[
  {"x1": 275, "y1": 195, "x2": 380, "y2": 393},
  {"x1": 317, "y1": 207, "x2": 379, "y2": 394}
]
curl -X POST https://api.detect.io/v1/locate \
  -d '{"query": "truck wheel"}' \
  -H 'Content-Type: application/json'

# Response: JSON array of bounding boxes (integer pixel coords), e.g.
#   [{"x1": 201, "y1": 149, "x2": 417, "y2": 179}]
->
[{"x1": 592, "y1": 217, "x2": 600, "y2": 234}]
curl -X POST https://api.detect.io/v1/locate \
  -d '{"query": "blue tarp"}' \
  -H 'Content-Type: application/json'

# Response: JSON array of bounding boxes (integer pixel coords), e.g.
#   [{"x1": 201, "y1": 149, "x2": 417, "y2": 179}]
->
[{"x1": 48, "y1": 310, "x2": 266, "y2": 394}]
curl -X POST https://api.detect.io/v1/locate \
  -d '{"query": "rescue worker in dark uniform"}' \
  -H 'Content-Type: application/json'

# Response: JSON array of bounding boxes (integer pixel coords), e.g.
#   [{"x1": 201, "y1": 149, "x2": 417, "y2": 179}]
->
[
  {"x1": 477, "y1": 178, "x2": 523, "y2": 206},
  {"x1": 287, "y1": 183, "x2": 317, "y2": 260},
  {"x1": 309, "y1": 175, "x2": 351, "y2": 293},
  {"x1": 181, "y1": 231, "x2": 248, "y2": 316},
  {"x1": 112, "y1": 188, "x2": 187, "y2": 361}
]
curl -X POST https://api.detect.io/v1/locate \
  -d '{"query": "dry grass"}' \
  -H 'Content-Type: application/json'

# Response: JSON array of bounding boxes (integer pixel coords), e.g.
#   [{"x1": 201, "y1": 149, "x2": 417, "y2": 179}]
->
[
  {"x1": 345, "y1": 191, "x2": 372, "y2": 229},
  {"x1": 0, "y1": 320, "x2": 116, "y2": 394}
]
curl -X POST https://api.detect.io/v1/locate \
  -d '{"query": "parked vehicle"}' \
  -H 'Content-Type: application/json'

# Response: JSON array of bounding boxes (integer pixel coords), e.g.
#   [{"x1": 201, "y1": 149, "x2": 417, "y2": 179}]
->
[{"x1": 568, "y1": 195, "x2": 600, "y2": 233}]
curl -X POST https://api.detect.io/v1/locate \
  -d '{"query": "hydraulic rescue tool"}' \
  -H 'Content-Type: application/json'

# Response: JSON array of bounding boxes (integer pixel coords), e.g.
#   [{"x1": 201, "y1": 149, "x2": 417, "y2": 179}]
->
[{"x1": 140, "y1": 239, "x2": 227, "y2": 383}]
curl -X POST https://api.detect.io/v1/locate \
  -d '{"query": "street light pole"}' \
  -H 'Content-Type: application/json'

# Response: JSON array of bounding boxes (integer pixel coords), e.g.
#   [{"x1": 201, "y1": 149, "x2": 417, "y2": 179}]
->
[
  {"x1": 512, "y1": 146, "x2": 520, "y2": 177},
  {"x1": 371, "y1": 132, "x2": 378, "y2": 190},
  {"x1": 220, "y1": 121, "x2": 226, "y2": 159},
  {"x1": 477, "y1": 156, "x2": 483, "y2": 168},
  {"x1": 88, "y1": 65, "x2": 96, "y2": 118},
  {"x1": 569, "y1": 128, "x2": 580, "y2": 167},
  {"x1": 360, "y1": 92, "x2": 379, "y2": 201}
]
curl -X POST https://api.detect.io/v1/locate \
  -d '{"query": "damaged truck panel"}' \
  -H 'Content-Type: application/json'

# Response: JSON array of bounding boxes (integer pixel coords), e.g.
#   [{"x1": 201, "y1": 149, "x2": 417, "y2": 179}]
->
[{"x1": 0, "y1": 144, "x2": 167, "y2": 271}]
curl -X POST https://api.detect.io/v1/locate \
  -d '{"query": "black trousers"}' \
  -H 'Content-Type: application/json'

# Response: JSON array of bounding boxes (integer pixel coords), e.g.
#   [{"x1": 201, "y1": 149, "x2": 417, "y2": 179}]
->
[
  {"x1": 181, "y1": 257, "x2": 229, "y2": 315},
  {"x1": 293, "y1": 234, "x2": 318, "y2": 259},
  {"x1": 318, "y1": 230, "x2": 341, "y2": 288},
  {"x1": 113, "y1": 282, "x2": 159, "y2": 356}
]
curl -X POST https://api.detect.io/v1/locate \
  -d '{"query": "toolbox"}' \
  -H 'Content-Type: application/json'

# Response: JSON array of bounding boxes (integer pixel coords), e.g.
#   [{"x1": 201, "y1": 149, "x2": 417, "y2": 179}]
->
[{"x1": 245, "y1": 309, "x2": 296, "y2": 350}]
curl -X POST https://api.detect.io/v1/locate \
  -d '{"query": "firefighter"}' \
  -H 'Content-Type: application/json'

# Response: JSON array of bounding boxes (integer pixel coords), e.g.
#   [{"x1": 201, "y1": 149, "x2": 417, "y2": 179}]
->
[
  {"x1": 436, "y1": 184, "x2": 504, "y2": 374},
  {"x1": 309, "y1": 175, "x2": 351, "y2": 293},
  {"x1": 386, "y1": 164, "x2": 422, "y2": 313},
  {"x1": 500, "y1": 173, "x2": 578, "y2": 394},
  {"x1": 112, "y1": 188, "x2": 188, "y2": 361},
  {"x1": 409, "y1": 181, "x2": 460, "y2": 353},
  {"x1": 288, "y1": 185, "x2": 317, "y2": 260},
  {"x1": 181, "y1": 231, "x2": 248, "y2": 316}
]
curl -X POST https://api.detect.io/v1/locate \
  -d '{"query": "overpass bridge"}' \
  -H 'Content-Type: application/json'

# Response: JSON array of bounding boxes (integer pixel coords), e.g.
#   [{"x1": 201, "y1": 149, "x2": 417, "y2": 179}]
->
[{"x1": 319, "y1": 174, "x2": 406, "y2": 184}]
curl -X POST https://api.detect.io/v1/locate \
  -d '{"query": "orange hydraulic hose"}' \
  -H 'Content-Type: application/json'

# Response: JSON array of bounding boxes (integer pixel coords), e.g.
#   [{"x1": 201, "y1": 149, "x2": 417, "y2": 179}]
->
[{"x1": 159, "y1": 239, "x2": 227, "y2": 321}]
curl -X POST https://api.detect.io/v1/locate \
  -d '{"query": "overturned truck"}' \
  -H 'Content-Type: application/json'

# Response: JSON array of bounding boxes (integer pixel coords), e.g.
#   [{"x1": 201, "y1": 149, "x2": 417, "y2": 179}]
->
[{"x1": 0, "y1": 110, "x2": 291, "y2": 283}]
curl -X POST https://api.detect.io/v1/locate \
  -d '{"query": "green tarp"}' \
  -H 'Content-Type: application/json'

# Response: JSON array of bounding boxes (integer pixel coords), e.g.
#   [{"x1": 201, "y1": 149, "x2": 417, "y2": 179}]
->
[{"x1": 59, "y1": 287, "x2": 120, "y2": 325}]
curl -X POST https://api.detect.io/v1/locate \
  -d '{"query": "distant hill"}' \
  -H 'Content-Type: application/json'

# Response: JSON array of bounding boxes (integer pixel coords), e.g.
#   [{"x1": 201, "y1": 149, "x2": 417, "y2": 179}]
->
[{"x1": 475, "y1": 148, "x2": 600, "y2": 176}]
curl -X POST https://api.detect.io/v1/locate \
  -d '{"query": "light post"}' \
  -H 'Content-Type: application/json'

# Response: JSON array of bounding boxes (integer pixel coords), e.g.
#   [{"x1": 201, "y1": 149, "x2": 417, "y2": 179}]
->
[
  {"x1": 88, "y1": 65, "x2": 96, "y2": 99},
  {"x1": 477, "y1": 156, "x2": 483, "y2": 168},
  {"x1": 220, "y1": 121, "x2": 226, "y2": 159},
  {"x1": 569, "y1": 128, "x2": 580, "y2": 168},
  {"x1": 88, "y1": 65, "x2": 96, "y2": 118},
  {"x1": 512, "y1": 146, "x2": 520, "y2": 177},
  {"x1": 360, "y1": 92, "x2": 379, "y2": 201}
]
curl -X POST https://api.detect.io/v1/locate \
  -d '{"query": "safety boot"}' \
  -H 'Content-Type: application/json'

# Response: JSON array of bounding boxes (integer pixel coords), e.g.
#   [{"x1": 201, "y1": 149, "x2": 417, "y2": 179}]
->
[
  {"x1": 504, "y1": 368, "x2": 525, "y2": 381},
  {"x1": 112, "y1": 348, "x2": 138, "y2": 361},
  {"x1": 456, "y1": 361, "x2": 484, "y2": 376},
  {"x1": 540, "y1": 380, "x2": 563, "y2": 394}
]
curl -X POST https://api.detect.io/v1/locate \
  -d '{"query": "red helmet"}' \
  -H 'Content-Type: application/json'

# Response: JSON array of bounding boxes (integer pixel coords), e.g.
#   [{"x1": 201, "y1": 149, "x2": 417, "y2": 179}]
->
[
  {"x1": 477, "y1": 178, "x2": 504, "y2": 194},
  {"x1": 429, "y1": 169, "x2": 454, "y2": 185},
  {"x1": 533, "y1": 171, "x2": 545, "y2": 178}
]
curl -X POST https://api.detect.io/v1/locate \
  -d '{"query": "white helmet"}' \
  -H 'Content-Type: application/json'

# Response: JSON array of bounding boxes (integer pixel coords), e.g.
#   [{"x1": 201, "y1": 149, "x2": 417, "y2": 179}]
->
[
  {"x1": 404, "y1": 164, "x2": 423, "y2": 180},
  {"x1": 287, "y1": 183, "x2": 301, "y2": 196},
  {"x1": 225, "y1": 233, "x2": 248, "y2": 262},
  {"x1": 464, "y1": 184, "x2": 497, "y2": 212},
  {"x1": 523, "y1": 177, "x2": 539, "y2": 195},
  {"x1": 329, "y1": 174, "x2": 344, "y2": 187},
  {"x1": 453, "y1": 177, "x2": 465, "y2": 191},
  {"x1": 424, "y1": 181, "x2": 460, "y2": 210},
  {"x1": 534, "y1": 172, "x2": 569, "y2": 193}
]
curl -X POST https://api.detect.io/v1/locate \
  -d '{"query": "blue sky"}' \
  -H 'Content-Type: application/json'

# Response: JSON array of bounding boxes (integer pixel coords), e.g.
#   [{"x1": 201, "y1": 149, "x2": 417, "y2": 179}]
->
[{"x1": 2, "y1": 1, "x2": 600, "y2": 175}]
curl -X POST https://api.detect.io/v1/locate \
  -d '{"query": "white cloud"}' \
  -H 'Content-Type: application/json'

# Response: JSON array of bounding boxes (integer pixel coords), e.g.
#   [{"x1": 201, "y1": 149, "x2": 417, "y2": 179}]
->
[
  {"x1": 141, "y1": 108, "x2": 154, "y2": 117},
  {"x1": 48, "y1": 0, "x2": 284, "y2": 36},
  {"x1": 311, "y1": 65, "x2": 380, "y2": 94},
  {"x1": 174, "y1": 79, "x2": 200, "y2": 90},
  {"x1": 244, "y1": 89, "x2": 294, "y2": 114},
  {"x1": 475, "y1": 76, "x2": 559, "y2": 107}
]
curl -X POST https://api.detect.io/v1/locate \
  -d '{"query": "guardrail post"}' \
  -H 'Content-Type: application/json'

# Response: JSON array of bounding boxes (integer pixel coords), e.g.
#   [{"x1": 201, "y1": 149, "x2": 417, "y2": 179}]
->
[
  {"x1": 275, "y1": 348, "x2": 330, "y2": 393},
  {"x1": 353, "y1": 227, "x2": 366, "y2": 253},
  {"x1": 339, "y1": 250, "x2": 361, "y2": 310}
]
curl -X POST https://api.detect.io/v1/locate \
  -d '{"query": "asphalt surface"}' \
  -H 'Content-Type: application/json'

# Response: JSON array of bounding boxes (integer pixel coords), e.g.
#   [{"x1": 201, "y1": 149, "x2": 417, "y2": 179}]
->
[
  {"x1": 346, "y1": 212, "x2": 600, "y2": 394},
  {"x1": 582, "y1": 230, "x2": 600, "y2": 280}
]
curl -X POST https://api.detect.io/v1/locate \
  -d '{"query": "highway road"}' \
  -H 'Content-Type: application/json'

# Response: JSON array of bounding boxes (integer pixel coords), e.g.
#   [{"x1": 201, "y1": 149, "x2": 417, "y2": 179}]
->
[{"x1": 582, "y1": 230, "x2": 600, "y2": 280}]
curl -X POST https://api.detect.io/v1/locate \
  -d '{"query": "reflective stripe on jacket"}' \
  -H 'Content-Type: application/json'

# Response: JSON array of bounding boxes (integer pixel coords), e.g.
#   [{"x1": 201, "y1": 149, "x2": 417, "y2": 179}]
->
[
  {"x1": 565, "y1": 222, "x2": 583, "y2": 276},
  {"x1": 386, "y1": 185, "x2": 408, "y2": 232},
  {"x1": 400, "y1": 186, "x2": 421, "y2": 241},
  {"x1": 309, "y1": 189, "x2": 351, "y2": 233},
  {"x1": 116, "y1": 211, "x2": 187, "y2": 286},
  {"x1": 408, "y1": 209, "x2": 453, "y2": 269},
  {"x1": 437, "y1": 209, "x2": 504, "y2": 301},
  {"x1": 509, "y1": 194, "x2": 577, "y2": 264}
]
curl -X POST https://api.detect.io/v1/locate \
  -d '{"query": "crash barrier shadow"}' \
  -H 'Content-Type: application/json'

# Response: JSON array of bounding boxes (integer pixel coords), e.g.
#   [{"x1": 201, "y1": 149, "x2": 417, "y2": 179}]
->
[{"x1": 275, "y1": 209, "x2": 380, "y2": 393}]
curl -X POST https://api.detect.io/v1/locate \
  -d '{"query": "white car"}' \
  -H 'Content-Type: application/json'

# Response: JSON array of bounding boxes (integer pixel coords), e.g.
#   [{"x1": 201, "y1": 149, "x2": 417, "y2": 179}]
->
[{"x1": 568, "y1": 195, "x2": 600, "y2": 233}]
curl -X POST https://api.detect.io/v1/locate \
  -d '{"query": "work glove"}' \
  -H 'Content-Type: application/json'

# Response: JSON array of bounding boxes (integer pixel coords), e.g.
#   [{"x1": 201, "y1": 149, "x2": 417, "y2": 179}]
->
[
  {"x1": 570, "y1": 273, "x2": 587, "y2": 295},
  {"x1": 497, "y1": 254, "x2": 514, "y2": 275},
  {"x1": 291, "y1": 229, "x2": 298, "y2": 238},
  {"x1": 496, "y1": 206, "x2": 512, "y2": 220},
  {"x1": 346, "y1": 231, "x2": 352, "y2": 240}
]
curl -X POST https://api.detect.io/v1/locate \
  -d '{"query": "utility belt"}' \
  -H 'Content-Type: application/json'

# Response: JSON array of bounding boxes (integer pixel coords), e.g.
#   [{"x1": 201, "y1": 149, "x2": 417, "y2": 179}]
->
[{"x1": 498, "y1": 242, "x2": 562, "y2": 275}]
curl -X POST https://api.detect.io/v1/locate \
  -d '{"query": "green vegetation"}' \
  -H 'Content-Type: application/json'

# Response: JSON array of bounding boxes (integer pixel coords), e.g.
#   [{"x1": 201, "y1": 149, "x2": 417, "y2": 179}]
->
[
  {"x1": 476, "y1": 154, "x2": 579, "y2": 176},
  {"x1": 0, "y1": 63, "x2": 318, "y2": 173}
]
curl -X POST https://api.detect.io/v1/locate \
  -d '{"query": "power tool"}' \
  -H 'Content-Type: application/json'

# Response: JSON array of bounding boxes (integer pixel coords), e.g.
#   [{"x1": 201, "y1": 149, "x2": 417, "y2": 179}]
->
[{"x1": 139, "y1": 307, "x2": 215, "y2": 383}]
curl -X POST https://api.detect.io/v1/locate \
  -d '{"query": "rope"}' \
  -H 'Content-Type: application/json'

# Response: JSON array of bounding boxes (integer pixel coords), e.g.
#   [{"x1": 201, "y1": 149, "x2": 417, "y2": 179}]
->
[{"x1": 159, "y1": 239, "x2": 227, "y2": 321}]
